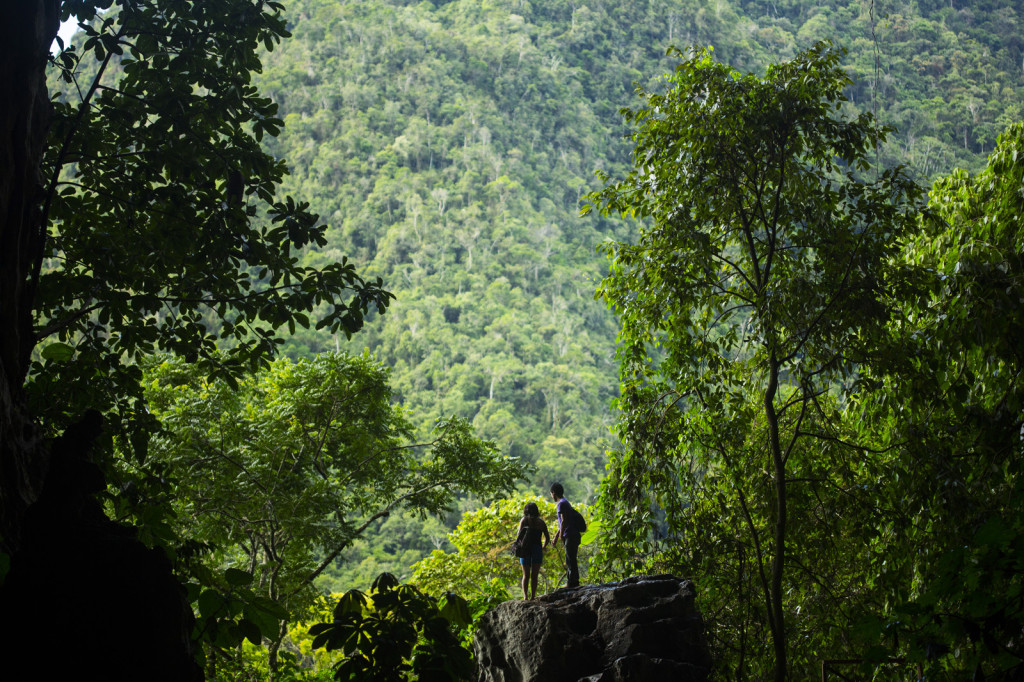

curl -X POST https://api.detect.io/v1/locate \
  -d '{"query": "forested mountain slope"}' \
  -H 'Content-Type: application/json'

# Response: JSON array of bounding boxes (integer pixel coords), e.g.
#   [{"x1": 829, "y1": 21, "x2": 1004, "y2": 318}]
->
[{"x1": 254, "y1": 0, "x2": 1024, "y2": 504}]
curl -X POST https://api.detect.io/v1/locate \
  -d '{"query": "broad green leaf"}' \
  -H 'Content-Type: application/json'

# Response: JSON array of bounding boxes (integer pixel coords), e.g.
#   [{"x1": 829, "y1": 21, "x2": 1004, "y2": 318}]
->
[
  {"x1": 40, "y1": 343, "x2": 74, "y2": 361},
  {"x1": 224, "y1": 568, "x2": 254, "y2": 587}
]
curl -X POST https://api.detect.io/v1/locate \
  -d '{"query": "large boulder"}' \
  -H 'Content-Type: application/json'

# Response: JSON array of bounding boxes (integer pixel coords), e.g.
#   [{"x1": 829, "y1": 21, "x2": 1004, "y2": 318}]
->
[{"x1": 473, "y1": 574, "x2": 711, "y2": 682}]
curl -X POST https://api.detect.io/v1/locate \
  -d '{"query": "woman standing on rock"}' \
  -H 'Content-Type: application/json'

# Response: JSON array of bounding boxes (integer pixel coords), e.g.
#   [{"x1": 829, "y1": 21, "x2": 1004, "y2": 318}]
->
[{"x1": 515, "y1": 502, "x2": 550, "y2": 599}]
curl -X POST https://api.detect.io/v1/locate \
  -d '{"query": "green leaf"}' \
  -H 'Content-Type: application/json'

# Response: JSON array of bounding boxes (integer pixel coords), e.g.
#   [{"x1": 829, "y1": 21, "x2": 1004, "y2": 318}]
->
[
  {"x1": 252, "y1": 595, "x2": 289, "y2": 620},
  {"x1": 371, "y1": 572, "x2": 400, "y2": 593},
  {"x1": 40, "y1": 343, "x2": 75, "y2": 361},
  {"x1": 580, "y1": 518, "x2": 601, "y2": 546},
  {"x1": 975, "y1": 516, "x2": 1012, "y2": 548},
  {"x1": 197, "y1": 589, "x2": 223, "y2": 619},
  {"x1": 333, "y1": 589, "x2": 368, "y2": 619},
  {"x1": 237, "y1": 618, "x2": 262, "y2": 645},
  {"x1": 438, "y1": 593, "x2": 471, "y2": 628},
  {"x1": 224, "y1": 568, "x2": 254, "y2": 587},
  {"x1": 243, "y1": 602, "x2": 280, "y2": 638}
]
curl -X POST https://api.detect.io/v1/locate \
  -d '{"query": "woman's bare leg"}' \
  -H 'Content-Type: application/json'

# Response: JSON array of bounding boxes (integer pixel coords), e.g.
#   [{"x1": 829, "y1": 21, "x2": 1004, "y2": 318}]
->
[
  {"x1": 520, "y1": 562, "x2": 530, "y2": 599},
  {"x1": 530, "y1": 564, "x2": 541, "y2": 599}
]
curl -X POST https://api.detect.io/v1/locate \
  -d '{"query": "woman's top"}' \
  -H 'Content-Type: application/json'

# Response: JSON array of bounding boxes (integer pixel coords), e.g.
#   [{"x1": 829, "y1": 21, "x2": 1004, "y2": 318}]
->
[{"x1": 518, "y1": 516, "x2": 550, "y2": 549}]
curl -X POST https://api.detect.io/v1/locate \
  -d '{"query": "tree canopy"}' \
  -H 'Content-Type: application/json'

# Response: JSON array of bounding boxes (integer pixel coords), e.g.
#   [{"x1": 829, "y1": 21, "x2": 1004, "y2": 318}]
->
[
  {"x1": 2, "y1": 0, "x2": 393, "y2": 676},
  {"x1": 585, "y1": 42, "x2": 1024, "y2": 680},
  {"x1": 846, "y1": 121, "x2": 1024, "y2": 679},
  {"x1": 587, "y1": 42, "x2": 925, "y2": 679},
  {"x1": 128, "y1": 351, "x2": 527, "y2": 671},
  {"x1": 31, "y1": 0, "x2": 393, "y2": 457}
]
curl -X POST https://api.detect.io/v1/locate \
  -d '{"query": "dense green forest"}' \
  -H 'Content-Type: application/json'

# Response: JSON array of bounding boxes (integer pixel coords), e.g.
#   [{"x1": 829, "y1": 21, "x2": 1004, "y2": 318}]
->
[
  {"x1": 260, "y1": 0, "x2": 1024, "y2": 484},
  {"x1": 28, "y1": 0, "x2": 1024, "y2": 678},
  {"x1": 239, "y1": 0, "x2": 1024, "y2": 591}
]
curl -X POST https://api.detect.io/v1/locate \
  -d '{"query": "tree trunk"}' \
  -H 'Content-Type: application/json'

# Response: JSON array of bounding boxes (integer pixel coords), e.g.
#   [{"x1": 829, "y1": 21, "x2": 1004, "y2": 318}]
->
[
  {"x1": 267, "y1": 619, "x2": 289, "y2": 679},
  {"x1": 0, "y1": 0, "x2": 59, "y2": 549},
  {"x1": 764, "y1": 351, "x2": 788, "y2": 682}
]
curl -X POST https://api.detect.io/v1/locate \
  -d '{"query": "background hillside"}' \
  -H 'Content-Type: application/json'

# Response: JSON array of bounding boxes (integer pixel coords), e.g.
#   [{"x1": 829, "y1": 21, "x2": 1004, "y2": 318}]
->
[
  {"x1": 261, "y1": 0, "x2": 1022, "y2": 463},
  {"x1": 44, "y1": 0, "x2": 1011, "y2": 588},
  {"x1": 237, "y1": 0, "x2": 1024, "y2": 586}
]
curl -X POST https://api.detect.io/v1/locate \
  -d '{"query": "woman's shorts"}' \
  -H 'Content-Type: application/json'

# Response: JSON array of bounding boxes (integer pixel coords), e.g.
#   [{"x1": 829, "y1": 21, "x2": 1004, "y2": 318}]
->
[{"x1": 519, "y1": 545, "x2": 543, "y2": 566}]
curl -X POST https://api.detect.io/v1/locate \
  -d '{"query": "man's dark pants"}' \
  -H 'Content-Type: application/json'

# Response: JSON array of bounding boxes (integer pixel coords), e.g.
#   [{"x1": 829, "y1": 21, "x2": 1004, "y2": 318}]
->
[{"x1": 564, "y1": 537, "x2": 580, "y2": 587}]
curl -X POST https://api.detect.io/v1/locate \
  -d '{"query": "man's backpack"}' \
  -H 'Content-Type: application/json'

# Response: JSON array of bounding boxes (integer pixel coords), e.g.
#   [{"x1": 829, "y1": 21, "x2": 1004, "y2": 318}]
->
[{"x1": 567, "y1": 504, "x2": 587, "y2": 534}]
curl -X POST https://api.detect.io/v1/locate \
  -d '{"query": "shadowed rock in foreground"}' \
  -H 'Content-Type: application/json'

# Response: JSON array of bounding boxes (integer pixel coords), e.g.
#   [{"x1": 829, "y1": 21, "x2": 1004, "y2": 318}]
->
[
  {"x1": 473, "y1": 574, "x2": 711, "y2": 682},
  {"x1": 0, "y1": 412, "x2": 201, "y2": 681}
]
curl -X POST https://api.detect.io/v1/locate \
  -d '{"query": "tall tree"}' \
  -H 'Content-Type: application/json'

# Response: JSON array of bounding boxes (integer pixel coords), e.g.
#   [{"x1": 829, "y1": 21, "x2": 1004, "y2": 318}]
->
[
  {"x1": 1, "y1": 0, "x2": 389, "y2": 546},
  {"x1": 0, "y1": 5, "x2": 394, "y2": 679},
  {"x1": 1, "y1": 0, "x2": 61, "y2": 548},
  {"x1": 138, "y1": 351, "x2": 527, "y2": 672},
  {"x1": 586, "y1": 43, "x2": 923, "y2": 679}
]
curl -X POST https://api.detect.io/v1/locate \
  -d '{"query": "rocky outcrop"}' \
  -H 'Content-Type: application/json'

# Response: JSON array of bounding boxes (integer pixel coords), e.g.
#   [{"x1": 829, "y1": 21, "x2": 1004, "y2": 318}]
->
[
  {"x1": 473, "y1": 574, "x2": 711, "y2": 682},
  {"x1": 0, "y1": 412, "x2": 201, "y2": 681}
]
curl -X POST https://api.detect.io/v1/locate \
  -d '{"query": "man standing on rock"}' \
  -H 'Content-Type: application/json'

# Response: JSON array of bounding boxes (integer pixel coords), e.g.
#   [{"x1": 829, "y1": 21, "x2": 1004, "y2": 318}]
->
[{"x1": 550, "y1": 482, "x2": 581, "y2": 588}]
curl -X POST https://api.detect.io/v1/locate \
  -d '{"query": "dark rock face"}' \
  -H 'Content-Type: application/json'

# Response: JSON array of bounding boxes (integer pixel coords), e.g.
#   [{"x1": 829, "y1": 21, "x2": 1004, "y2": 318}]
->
[
  {"x1": 0, "y1": 411, "x2": 202, "y2": 681},
  {"x1": 473, "y1": 574, "x2": 711, "y2": 682}
]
